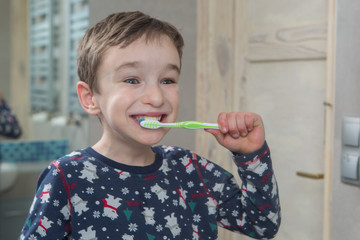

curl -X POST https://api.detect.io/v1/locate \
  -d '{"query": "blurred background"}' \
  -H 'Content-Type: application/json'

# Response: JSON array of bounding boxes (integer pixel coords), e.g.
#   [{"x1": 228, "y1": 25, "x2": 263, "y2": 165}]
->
[{"x1": 1, "y1": 0, "x2": 359, "y2": 239}]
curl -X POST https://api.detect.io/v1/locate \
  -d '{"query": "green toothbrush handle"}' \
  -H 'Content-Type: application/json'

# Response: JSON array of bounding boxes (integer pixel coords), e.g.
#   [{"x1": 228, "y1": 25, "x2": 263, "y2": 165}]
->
[{"x1": 180, "y1": 121, "x2": 219, "y2": 129}]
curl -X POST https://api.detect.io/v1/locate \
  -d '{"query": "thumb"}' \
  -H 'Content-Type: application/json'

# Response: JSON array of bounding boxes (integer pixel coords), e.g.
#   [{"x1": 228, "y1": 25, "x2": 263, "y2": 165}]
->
[{"x1": 204, "y1": 129, "x2": 225, "y2": 144}]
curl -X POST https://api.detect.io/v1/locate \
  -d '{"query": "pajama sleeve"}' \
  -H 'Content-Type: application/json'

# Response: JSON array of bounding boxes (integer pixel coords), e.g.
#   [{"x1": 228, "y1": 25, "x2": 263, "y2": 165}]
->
[
  {"x1": 195, "y1": 142, "x2": 281, "y2": 239},
  {"x1": 19, "y1": 162, "x2": 71, "y2": 240}
]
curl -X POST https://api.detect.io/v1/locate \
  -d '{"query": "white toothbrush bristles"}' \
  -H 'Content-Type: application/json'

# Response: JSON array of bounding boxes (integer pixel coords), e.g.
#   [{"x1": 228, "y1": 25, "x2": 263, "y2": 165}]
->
[{"x1": 140, "y1": 120, "x2": 160, "y2": 129}]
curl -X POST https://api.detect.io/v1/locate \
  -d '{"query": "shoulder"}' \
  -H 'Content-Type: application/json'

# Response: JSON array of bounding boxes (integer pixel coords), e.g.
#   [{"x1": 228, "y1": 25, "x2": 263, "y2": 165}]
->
[
  {"x1": 54, "y1": 148, "x2": 96, "y2": 167},
  {"x1": 39, "y1": 149, "x2": 93, "y2": 178},
  {"x1": 37, "y1": 148, "x2": 100, "y2": 189}
]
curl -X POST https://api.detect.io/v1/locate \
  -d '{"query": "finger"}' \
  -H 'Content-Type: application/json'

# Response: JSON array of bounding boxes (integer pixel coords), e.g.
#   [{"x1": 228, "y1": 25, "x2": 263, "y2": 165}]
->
[
  {"x1": 233, "y1": 112, "x2": 249, "y2": 137},
  {"x1": 244, "y1": 112, "x2": 255, "y2": 132},
  {"x1": 227, "y1": 112, "x2": 241, "y2": 138},
  {"x1": 204, "y1": 128, "x2": 225, "y2": 144},
  {"x1": 204, "y1": 128, "x2": 220, "y2": 137},
  {"x1": 246, "y1": 112, "x2": 263, "y2": 131},
  {"x1": 218, "y1": 112, "x2": 228, "y2": 133}
]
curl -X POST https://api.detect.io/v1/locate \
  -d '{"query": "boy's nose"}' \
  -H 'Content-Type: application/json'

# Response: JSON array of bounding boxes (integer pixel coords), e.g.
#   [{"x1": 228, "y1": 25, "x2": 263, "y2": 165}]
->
[{"x1": 141, "y1": 83, "x2": 165, "y2": 107}]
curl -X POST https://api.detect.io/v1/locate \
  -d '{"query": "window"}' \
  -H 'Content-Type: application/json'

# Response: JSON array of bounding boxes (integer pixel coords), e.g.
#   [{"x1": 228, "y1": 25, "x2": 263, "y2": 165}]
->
[{"x1": 29, "y1": 0, "x2": 89, "y2": 115}]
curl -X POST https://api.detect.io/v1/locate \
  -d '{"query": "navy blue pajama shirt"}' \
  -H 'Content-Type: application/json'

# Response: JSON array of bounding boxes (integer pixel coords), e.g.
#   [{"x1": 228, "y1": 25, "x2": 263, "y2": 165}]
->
[{"x1": 19, "y1": 142, "x2": 280, "y2": 239}]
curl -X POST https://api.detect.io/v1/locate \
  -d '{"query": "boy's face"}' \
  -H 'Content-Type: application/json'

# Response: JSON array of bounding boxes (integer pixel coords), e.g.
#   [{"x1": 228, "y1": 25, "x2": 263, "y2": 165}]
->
[{"x1": 93, "y1": 35, "x2": 181, "y2": 147}]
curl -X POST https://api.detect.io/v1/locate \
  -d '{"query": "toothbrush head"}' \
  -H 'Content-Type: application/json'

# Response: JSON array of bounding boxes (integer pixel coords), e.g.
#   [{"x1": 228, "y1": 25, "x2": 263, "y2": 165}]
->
[
  {"x1": 140, "y1": 120, "x2": 161, "y2": 129},
  {"x1": 137, "y1": 116, "x2": 161, "y2": 123},
  {"x1": 138, "y1": 117, "x2": 146, "y2": 123}
]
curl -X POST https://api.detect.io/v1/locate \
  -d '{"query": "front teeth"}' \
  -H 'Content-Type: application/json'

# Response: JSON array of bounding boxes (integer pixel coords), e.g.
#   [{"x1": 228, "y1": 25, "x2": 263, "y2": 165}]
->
[{"x1": 136, "y1": 116, "x2": 161, "y2": 123}]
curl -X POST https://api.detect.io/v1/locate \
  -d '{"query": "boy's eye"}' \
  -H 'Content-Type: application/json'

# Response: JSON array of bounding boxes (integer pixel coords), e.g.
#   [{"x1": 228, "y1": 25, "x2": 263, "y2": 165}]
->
[
  {"x1": 160, "y1": 79, "x2": 175, "y2": 85},
  {"x1": 124, "y1": 78, "x2": 139, "y2": 84}
]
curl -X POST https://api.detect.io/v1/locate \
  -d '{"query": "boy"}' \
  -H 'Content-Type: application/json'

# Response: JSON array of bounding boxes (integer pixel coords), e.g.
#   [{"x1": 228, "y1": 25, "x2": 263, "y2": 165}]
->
[{"x1": 20, "y1": 11, "x2": 280, "y2": 239}]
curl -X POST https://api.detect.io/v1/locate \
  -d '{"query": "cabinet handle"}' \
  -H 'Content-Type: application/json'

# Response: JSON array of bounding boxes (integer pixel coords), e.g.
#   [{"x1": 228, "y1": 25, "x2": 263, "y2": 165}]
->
[{"x1": 296, "y1": 171, "x2": 324, "y2": 179}]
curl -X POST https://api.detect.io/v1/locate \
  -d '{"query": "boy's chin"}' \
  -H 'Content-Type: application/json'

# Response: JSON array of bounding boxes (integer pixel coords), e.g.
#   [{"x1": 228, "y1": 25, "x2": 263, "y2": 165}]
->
[
  {"x1": 134, "y1": 126, "x2": 171, "y2": 146},
  {"x1": 139, "y1": 133, "x2": 166, "y2": 146},
  {"x1": 140, "y1": 139, "x2": 163, "y2": 147}
]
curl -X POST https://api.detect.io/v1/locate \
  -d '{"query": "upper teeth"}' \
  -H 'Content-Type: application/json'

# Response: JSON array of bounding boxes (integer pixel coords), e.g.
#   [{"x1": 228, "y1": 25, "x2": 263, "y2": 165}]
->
[{"x1": 136, "y1": 116, "x2": 161, "y2": 122}]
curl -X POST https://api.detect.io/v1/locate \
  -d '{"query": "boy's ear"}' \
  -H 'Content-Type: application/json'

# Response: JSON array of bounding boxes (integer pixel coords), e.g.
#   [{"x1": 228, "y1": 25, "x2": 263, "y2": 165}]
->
[{"x1": 77, "y1": 81, "x2": 100, "y2": 115}]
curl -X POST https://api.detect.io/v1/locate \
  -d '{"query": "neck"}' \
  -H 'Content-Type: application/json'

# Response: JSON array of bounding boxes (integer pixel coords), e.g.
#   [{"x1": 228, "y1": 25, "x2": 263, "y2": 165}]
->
[{"x1": 92, "y1": 135, "x2": 155, "y2": 167}]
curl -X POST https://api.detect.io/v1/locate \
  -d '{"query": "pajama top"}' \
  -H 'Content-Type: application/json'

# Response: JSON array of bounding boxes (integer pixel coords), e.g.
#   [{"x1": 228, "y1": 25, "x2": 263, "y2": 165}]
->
[{"x1": 19, "y1": 142, "x2": 281, "y2": 240}]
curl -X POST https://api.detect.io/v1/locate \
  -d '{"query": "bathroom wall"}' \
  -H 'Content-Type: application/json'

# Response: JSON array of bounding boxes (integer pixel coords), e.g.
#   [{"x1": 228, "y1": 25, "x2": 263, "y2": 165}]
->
[
  {"x1": 331, "y1": 0, "x2": 360, "y2": 239},
  {"x1": 88, "y1": 0, "x2": 197, "y2": 150}
]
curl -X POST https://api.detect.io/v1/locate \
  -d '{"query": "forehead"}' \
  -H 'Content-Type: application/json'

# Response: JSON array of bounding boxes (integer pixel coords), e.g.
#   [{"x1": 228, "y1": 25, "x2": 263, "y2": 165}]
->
[{"x1": 98, "y1": 35, "x2": 181, "y2": 77}]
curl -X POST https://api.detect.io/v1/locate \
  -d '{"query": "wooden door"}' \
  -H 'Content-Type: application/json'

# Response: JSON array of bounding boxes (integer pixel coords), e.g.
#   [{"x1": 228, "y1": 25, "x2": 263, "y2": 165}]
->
[{"x1": 196, "y1": 0, "x2": 333, "y2": 239}]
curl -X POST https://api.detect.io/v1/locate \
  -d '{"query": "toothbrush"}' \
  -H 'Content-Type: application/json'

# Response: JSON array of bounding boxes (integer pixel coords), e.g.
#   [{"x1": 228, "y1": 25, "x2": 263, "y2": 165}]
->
[{"x1": 140, "y1": 120, "x2": 219, "y2": 130}]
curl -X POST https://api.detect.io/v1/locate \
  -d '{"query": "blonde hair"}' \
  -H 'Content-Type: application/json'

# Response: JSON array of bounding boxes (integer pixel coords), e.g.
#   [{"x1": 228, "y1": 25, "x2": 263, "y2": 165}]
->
[{"x1": 77, "y1": 11, "x2": 184, "y2": 93}]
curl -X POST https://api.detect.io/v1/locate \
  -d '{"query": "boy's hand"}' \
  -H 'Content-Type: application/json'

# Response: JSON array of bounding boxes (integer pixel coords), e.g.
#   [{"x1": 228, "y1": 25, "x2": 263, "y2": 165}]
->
[{"x1": 205, "y1": 112, "x2": 265, "y2": 155}]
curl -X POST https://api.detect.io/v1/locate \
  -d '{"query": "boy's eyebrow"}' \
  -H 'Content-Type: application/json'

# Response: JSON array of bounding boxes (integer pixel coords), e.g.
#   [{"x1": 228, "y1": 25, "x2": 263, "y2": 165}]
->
[
  {"x1": 114, "y1": 61, "x2": 181, "y2": 74},
  {"x1": 113, "y1": 61, "x2": 140, "y2": 73},
  {"x1": 166, "y1": 63, "x2": 181, "y2": 74}
]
